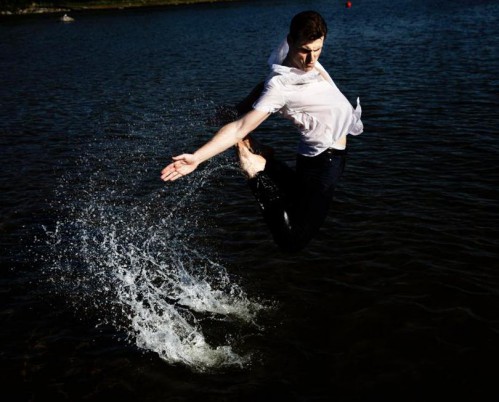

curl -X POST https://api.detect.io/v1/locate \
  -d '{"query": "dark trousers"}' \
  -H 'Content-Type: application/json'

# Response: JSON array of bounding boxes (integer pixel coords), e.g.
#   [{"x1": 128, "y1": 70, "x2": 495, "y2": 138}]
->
[{"x1": 248, "y1": 148, "x2": 347, "y2": 252}]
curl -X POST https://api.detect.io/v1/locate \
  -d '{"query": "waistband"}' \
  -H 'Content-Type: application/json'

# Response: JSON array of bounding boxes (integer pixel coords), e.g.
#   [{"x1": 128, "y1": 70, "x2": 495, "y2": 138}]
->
[
  {"x1": 323, "y1": 147, "x2": 348, "y2": 156},
  {"x1": 296, "y1": 148, "x2": 347, "y2": 168},
  {"x1": 298, "y1": 148, "x2": 348, "y2": 159}
]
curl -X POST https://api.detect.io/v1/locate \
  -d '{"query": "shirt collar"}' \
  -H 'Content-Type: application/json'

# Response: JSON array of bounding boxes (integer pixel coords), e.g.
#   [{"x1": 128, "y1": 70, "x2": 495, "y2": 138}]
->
[{"x1": 270, "y1": 63, "x2": 324, "y2": 85}]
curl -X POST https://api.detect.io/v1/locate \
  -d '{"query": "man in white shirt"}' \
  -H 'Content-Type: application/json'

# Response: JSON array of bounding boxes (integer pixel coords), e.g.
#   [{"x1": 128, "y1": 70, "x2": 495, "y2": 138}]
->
[{"x1": 161, "y1": 11, "x2": 363, "y2": 251}]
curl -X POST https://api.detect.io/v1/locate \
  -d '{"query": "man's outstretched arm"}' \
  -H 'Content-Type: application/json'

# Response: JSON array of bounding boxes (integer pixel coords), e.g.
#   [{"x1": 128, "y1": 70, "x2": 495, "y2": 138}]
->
[{"x1": 161, "y1": 108, "x2": 270, "y2": 182}]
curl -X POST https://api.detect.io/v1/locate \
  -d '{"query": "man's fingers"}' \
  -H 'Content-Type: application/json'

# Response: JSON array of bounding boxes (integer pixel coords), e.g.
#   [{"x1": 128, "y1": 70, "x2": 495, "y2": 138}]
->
[
  {"x1": 161, "y1": 167, "x2": 184, "y2": 182},
  {"x1": 161, "y1": 155, "x2": 192, "y2": 182},
  {"x1": 166, "y1": 171, "x2": 182, "y2": 181},
  {"x1": 161, "y1": 160, "x2": 184, "y2": 177}
]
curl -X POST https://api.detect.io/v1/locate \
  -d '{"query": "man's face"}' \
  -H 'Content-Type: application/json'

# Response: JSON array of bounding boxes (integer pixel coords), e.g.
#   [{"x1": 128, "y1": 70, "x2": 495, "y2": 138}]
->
[{"x1": 287, "y1": 36, "x2": 324, "y2": 72}]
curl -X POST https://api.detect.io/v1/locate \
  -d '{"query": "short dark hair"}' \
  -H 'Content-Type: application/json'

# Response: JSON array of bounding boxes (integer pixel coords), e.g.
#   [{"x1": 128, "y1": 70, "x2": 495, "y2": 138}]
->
[{"x1": 289, "y1": 11, "x2": 328, "y2": 43}]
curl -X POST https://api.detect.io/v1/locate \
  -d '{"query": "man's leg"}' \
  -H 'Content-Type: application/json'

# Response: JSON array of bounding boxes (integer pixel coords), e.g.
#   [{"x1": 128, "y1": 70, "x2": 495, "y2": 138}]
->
[
  {"x1": 237, "y1": 140, "x2": 308, "y2": 251},
  {"x1": 237, "y1": 143, "x2": 346, "y2": 252},
  {"x1": 294, "y1": 149, "x2": 347, "y2": 240}
]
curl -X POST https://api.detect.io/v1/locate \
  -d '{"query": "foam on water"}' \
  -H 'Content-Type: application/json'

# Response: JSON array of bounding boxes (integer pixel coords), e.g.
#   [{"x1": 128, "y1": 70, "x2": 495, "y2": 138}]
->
[{"x1": 40, "y1": 114, "x2": 268, "y2": 372}]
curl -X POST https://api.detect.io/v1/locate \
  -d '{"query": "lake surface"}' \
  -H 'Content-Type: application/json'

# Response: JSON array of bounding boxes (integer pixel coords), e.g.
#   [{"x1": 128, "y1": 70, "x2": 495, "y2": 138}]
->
[{"x1": 1, "y1": 0, "x2": 499, "y2": 400}]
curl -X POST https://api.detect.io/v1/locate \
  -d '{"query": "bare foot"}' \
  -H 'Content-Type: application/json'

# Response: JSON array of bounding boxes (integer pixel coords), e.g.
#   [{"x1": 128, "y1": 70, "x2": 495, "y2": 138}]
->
[
  {"x1": 241, "y1": 135, "x2": 275, "y2": 159},
  {"x1": 236, "y1": 140, "x2": 266, "y2": 178}
]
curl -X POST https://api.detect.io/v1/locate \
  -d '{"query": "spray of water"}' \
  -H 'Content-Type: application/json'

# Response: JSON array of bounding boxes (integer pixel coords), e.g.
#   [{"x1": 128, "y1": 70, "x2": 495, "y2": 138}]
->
[{"x1": 41, "y1": 107, "x2": 269, "y2": 372}]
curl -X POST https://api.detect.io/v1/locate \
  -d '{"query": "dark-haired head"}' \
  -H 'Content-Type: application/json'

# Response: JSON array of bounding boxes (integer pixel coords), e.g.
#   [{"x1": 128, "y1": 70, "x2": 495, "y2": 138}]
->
[{"x1": 288, "y1": 11, "x2": 328, "y2": 44}]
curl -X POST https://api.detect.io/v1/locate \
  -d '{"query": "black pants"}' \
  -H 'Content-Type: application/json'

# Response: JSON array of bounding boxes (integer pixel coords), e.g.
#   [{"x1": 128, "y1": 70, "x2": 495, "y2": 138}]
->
[{"x1": 248, "y1": 148, "x2": 347, "y2": 252}]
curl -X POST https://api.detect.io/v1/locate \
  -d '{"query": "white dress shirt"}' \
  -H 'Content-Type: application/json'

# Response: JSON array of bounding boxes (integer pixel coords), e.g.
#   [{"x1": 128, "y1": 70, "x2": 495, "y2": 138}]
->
[{"x1": 253, "y1": 62, "x2": 363, "y2": 156}]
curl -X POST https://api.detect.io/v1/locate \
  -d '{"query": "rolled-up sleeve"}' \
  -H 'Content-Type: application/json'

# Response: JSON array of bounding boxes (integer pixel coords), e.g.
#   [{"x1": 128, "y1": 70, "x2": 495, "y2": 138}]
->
[{"x1": 348, "y1": 97, "x2": 363, "y2": 136}]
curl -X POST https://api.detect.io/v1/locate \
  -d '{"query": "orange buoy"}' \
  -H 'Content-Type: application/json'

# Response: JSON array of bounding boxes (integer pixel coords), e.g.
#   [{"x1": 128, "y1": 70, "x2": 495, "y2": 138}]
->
[{"x1": 346, "y1": 1, "x2": 352, "y2": 8}]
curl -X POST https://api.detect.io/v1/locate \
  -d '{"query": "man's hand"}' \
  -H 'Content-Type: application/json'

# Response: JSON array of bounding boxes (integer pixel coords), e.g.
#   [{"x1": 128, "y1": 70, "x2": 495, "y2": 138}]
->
[
  {"x1": 161, "y1": 109, "x2": 270, "y2": 183},
  {"x1": 161, "y1": 154, "x2": 199, "y2": 182}
]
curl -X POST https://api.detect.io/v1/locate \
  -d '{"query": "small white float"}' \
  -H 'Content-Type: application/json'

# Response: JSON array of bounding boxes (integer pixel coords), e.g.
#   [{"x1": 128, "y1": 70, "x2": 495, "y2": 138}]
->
[{"x1": 60, "y1": 14, "x2": 74, "y2": 23}]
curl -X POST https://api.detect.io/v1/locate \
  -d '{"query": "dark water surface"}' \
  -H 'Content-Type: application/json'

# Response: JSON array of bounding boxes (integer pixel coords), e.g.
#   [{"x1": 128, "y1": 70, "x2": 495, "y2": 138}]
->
[{"x1": 1, "y1": 0, "x2": 499, "y2": 400}]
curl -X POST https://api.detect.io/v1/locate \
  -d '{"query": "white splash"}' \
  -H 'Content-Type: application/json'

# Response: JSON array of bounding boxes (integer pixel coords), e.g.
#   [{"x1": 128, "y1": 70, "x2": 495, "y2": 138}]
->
[{"x1": 42, "y1": 128, "x2": 268, "y2": 371}]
